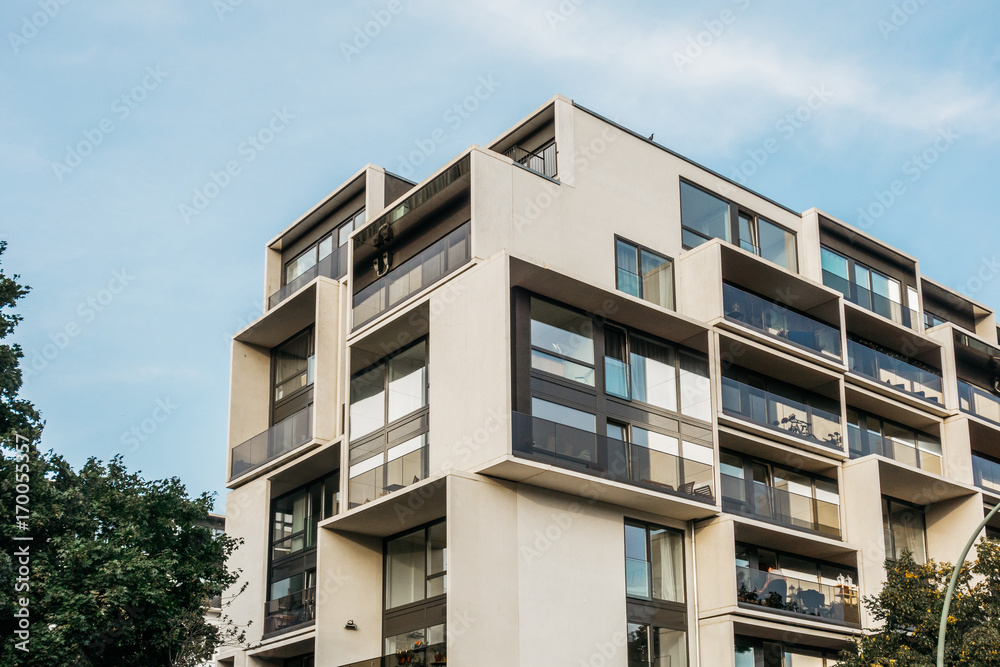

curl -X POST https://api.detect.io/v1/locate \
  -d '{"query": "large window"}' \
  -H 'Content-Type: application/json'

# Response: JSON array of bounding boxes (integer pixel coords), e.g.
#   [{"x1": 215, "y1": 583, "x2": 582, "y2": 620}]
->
[
  {"x1": 821, "y1": 246, "x2": 917, "y2": 328},
  {"x1": 847, "y1": 408, "x2": 942, "y2": 473},
  {"x1": 265, "y1": 474, "x2": 338, "y2": 635},
  {"x1": 615, "y1": 238, "x2": 674, "y2": 310},
  {"x1": 348, "y1": 340, "x2": 428, "y2": 508},
  {"x1": 530, "y1": 297, "x2": 595, "y2": 387},
  {"x1": 273, "y1": 329, "x2": 314, "y2": 413},
  {"x1": 882, "y1": 497, "x2": 927, "y2": 563},
  {"x1": 383, "y1": 522, "x2": 447, "y2": 664},
  {"x1": 736, "y1": 638, "x2": 841, "y2": 667},
  {"x1": 680, "y1": 181, "x2": 797, "y2": 271},
  {"x1": 623, "y1": 521, "x2": 687, "y2": 667}
]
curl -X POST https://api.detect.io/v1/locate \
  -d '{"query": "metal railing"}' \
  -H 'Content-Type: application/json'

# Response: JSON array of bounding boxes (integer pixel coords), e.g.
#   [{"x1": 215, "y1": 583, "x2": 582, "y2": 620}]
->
[
  {"x1": 736, "y1": 565, "x2": 860, "y2": 624},
  {"x1": 269, "y1": 247, "x2": 347, "y2": 309},
  {"x1": 721, "y1": 377, "x2": 843, "y2": 449},
  {"x1": 504, "y1": 142, "x2": 557, "y2": 179},
  {"x1": 973, "y1": 453, "x2": 1000, "y2": 495},
  {"x1": 959, "y1": 380, "x2": 1000, "y2": 425},
  {"x1": 723, "y1": 283, "x2": 841, "y2": 359},
  {"x1": 263, "y1": 586, "x2": 316, "y2": 634},
  {"x1": 722, "y1": 473, "x2": 840, "y2": 537},
  {"x1": 512, "y1": 412, "x2": 715, "y2": 502},
  {"x1": 822, "y1": 269, "x2": 918, "y2": 330},
  {"x1": 847, "y1": 339, "x2": 942, "y2": 404},
  {"x1": 353, "y1": 223, "x2": 470, "y2": 328},
  {"x1": 230, "y1": 405, "x2": 312, "y2": 479}
]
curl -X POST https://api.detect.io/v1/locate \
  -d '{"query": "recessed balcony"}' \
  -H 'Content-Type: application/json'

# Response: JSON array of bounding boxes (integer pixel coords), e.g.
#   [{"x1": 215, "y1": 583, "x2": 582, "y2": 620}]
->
[
  {"x1": 721, "y1": 376, "x2": 843, "y2": 450},
  {"x1": 721, "y1": 473, "x2": 840, "y2": 538},
  {"x1": 511, "y1": 412, "x2": 715, "y2": 503},
  {"x1": 846, "y1": 339, "x2": 942, "y2": 405},
  {"x1": 503, "y1": 141, "x2": 557, "y2": 179},
  {"x1": 230, "y1": 405, "x2": 312, "y2": 480},
  {"x1": 973, "y1": 452, "x2": 1000, "y2": 496},
  {"x1": 736, "y1": 565, "x2": 859, "y2": 625},
  {"x1": 269, "y1": 248, "x2": 347, "y2": 309},
  {"x1": 960, "y1": 380, "x2": 1000, "y2": 425},
  {"x1": 263, "y1": 586, "x2": 316, "y2": 635},
  {"x1": 723, "y1": 283, "x2": 841, "y2": 361}
]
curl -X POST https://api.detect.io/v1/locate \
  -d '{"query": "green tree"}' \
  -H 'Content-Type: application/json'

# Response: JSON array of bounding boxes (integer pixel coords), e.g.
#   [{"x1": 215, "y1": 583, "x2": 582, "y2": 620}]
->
[
  {"x1": 838, "y1": 541, "x2": 1000, "y2": 667},
  {"x1": 0, "y1": 242, "x2": 250, "y2": 665}
]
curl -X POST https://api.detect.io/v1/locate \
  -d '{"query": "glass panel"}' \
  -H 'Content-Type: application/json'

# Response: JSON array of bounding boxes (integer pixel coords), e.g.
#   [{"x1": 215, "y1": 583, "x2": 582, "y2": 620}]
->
[
  {"x1": 679, "y1": 352, "x2": 712, "y2": 421},
  {"x1": 384, "y1": 627, "x2": 426, "y2": 656},
  {"x1": 604, "y1": 326, "x2": 629, "y2": 399},
  {"x1": 888, "y1": 500, "x2": 926, "y2": 563},
  {"x1": 820, "y1": 247, "x2": 850, "y2": 297},
  {"x1": 650, "y1": 528, "x2": 684, "y2": 603},
  {"x1": 627, "y1": 623, "x2": 651, "y2": 665},
  {"x1": 616, "y1": 239, "x2": 640, "y2": 298},
  {"x1": 533, "y1": 349, "x2": 596, "y2": 386},
  {"x1": 318, "y1": 235, "x2": 333, "y2": 260},
  {"x1": 734, "y1": 643, "x2": 755, "y2": 667},
  {"x1": 640, "y1": 249, "x2": 673, "y2": 310},
  {"x1": 681, "y1": 182, "x2": 731, "y2": 243},
  {"x1": 274, "y1": 331, "x2": 313, "y2": 401},
  {"x1": 386, "y1": 529, "x2": 426, "y2": 609},
  {"x1": 629, "y1": 335, "x2": 676, "y2": 411},
  {"x1": 530, "y1": 298, "x2": 594, "y2": 364},
  {"x1": 738, "y1": 214, "x2": 756, "y2": 254},
  {"x1": 385, "y1": 435, "x2": 426, "y2": 491},
  {"x1": 347, "y1": 467, "x2": 378, "y2": 509},
  {"x1": 624, "y1": 523, "x2": 647, "y2": 560},
  {"x1": 758, "y1": 218, "x2": 797, "y2": 271},
  {"x1": 286, "y1": 247, "x2": 317, "y2": 284},
  {"x1": 654, "y1": 628, "x2": 687, "y2": 667},
  {"x1": 531, "y1": 398, "x2": 596, "y2": 432},
  {"x1": 388, "y1": 342, "x2": 427, "y2": 422},
  {"x1": 349, "y1": 364, "x2": 386, "y2": 440}
]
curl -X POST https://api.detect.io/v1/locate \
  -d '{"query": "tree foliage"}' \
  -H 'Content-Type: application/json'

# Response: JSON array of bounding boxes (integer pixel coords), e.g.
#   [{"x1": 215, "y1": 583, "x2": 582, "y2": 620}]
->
[
  {"x1": 0, "y1": 240, "x2": 249, "y2": 665},
  {"x1": 838, "y1": 542, "x2": 1000, "y2": 667}
]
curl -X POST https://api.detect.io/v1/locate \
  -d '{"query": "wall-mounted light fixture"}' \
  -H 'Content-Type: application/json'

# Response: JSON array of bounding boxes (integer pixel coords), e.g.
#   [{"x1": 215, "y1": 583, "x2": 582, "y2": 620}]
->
[{"x1": 345, "y1": 620, "x2": 359, "y2": 631}]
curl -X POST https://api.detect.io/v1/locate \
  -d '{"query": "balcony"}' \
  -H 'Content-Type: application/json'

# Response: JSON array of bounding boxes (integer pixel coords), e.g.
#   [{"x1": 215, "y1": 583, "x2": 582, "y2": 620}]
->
[
  {"x1": 959, "y1": 380, "x2": 1000, "y2": 425},
  {"x1": 263, "y1": 586, "x2": 315, "y2": 635},
  {"x1": 353, "y1": 222, "x2": 470, "y2": 328},
  {"x1": 846, "y1": 339, "x2": 942, "y2": 404},
  {"x1": 338, "y1": 644, "x2": 446, "y2": 667},
  {"x1": 504, "y1": 142, "x2": 557, "y2": 179},
  {"x1": 973, "y1": 453, "x2": 1000, "y2": 495},
  {"x1": 823, "y1": 269, "x2": 918, "y2": 330},
  {"x1": 722, "y1": 283, "x2": 841, "y2": 360},
  {"x1": 348, "y1": 436, "x2": 428, "y2": 509},
  {"x1": 512, "y1": 412, "x2": 715, "y2": 502},
  {"x1": 722, "y1": 474, "x2": 840, "y2": 537},
  {"x1": 230, "y1": 405, "x2": 312, "y2": 480},
  {"x1": 269, "y1": 248, "x2": 347, "y2": 309},
  {"x1": 721, "y1": 377, "x2": 842, "y2": 450},
  {"x1": 736, "y1": 565, "x2": 859, "y2": 625}
]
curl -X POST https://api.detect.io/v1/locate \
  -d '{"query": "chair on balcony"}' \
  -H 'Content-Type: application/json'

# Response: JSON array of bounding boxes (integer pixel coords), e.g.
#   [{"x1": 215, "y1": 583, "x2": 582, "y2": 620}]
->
[
  {"x1": 693, "y1": 485, "x2": 715, "y2": 502},
  {"x1": 797, "y1": 588, "x2": 826, "y2": 616}
]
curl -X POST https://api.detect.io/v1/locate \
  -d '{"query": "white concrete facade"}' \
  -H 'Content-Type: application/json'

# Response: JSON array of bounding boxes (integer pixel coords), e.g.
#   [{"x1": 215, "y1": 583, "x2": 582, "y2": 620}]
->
[{"x1": 217, "y1": 96, "x2": 1000, "y2": 667}]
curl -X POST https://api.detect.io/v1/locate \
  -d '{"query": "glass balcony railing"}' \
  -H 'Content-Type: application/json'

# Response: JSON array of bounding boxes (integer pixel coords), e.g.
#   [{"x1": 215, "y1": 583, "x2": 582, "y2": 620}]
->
[
  {"x1": 512, "y1": 412, "x2": 715, "y2": 502},
  {"x1": 973, "y1": 453, "x2": 1000, "y2": 495},
  {"x1": 353, "y1": 222, "x2": 470, "y2": 328},
  {"x1": 722, "y1": 474, "x2": 841, "y2": 537},
  {"x1": 822, "y1": 270, "x2": 918, "y2": 330},
  {"x1": 264, "y1": 586, "x2": 316, "y2": 634},
  {"x1": 847, "y1": 427, "x2": 943, "y2": 474},
  {"x1": 269, "y1": 247, "x2": 348, "y2": 309},
  {"x1": 503, "y1": 142, "x2": 557, "y2": 179},
  {"x1": 959, "y1": 380, "x2": 1000, "y2": 425},
  {"x1": 723, "y1": 283, "x2": 841, "y2": 359},
  {"x1": 230, "y1": 405, "x2": 312, "y2": 479},
  {"x1": 736, "y1": 565, "x2": 860, "y2": 625},
  {"x1": 348, "y1": 437, "x2": 428, "y2": 510},
  {"x1": 721, "y1": 377, "x2": 843, "y2": 449},
  {"x1": 847, "y1": 340, "x2": 942, "y2": 404}
]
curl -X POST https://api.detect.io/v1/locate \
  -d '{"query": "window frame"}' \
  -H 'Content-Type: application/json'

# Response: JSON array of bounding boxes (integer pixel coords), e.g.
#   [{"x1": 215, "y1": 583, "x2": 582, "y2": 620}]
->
[
  {"x1": 882, "y1": 496, "x2": 928, "y2": 563},
  {"x1": 271, "y1": 327, "x2": 315, "y2": 424},
  {"x1": 679, "y1": 178, "x2": 798, "y2": 272},
  {"x1": 820, "y1": 245, "x2": 919, "y2": 316},
  {"x1": 613, "y1": 235, "x2": 675, "y2": 310}
]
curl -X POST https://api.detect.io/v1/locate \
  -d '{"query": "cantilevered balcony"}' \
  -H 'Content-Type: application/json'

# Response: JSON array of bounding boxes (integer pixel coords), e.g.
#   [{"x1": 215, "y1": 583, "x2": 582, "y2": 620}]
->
[
  {"x1": 822, "y1": 269, "x2": 918, "y2": 330},
  {"x1": 723, "y1": 283, "x2": 841, "y2": 360},
  {"x1": 959, "y1": 380, "x2": 1000, "y2": 425},
  {"x1": 504, "y1": 142, "x2": 557, "y2": 179},
  {"x1": 736, "y1": 565, "x2": 859, "y2": 625},
  {"x1": 512, "y1": 412, "x2": 715, "y2": 502},
  {"x1": 973, "y1": 452, "x2": 1000, "y2": 495},
  {"x1": 846, "y1": 339, "x2": 942, "y2": 404},
  {"x1": 230, "y1": 405, "x2": 312, "y2": 480},
  {"x1": 263, "y1": 586, "x2": 316, "y2": 635},
  {"x1": 269, "y1": 247, "x2": 347, "y2": 309}
]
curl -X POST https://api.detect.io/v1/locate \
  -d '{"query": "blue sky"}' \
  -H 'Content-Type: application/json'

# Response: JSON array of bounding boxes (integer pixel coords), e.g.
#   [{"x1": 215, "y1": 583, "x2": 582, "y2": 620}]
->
[{"x1": 3, "y1": 1, "x2": 998, "y2": 510}]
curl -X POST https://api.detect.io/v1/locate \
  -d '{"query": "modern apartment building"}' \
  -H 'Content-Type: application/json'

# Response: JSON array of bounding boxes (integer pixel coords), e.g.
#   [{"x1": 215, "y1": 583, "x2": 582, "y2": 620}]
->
[{"x1": 218, "y1": 95, "x2": 1000, "y2": 667}]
